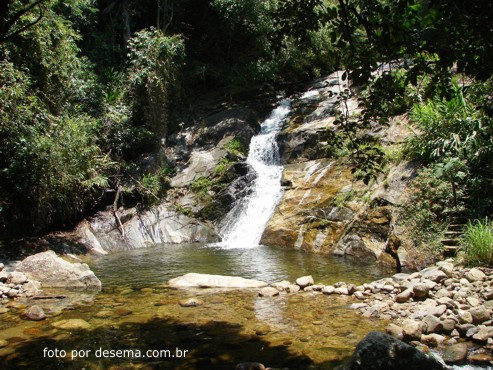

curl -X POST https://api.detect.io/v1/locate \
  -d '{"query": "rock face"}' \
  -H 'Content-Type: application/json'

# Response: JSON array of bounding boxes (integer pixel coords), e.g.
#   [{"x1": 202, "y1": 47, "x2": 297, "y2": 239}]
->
[
  {"x1": 80, "y1": 205, "x2": 217, "y2": 253},
  {"x1": 261, "y1": 71, "x2": 418, "y2": 269},
  {"x1": 16, "y1": 251, "x2": 101, "y2": 289},
  {"x1": 342, "y1": 331, "x2": 445, "y2": 370},
  {"x1": 168, "y1": 273, "x2": 268, "y2": 289}
]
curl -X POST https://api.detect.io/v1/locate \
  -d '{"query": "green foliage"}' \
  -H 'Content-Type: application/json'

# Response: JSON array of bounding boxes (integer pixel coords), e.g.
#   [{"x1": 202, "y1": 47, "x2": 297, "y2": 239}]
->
[
  {"x1": 401, "y1": 167, "x2": 451, "y2": 253},
  {"x1": 405, "y1": 83, "x2": 486, "y2": 163},
  {"x1": 333, "y1": 190, "x2": 355, "y2": 208},
  {"x1": 127, "y1": 28, "x2": 185, "y2": 138},
  {"x1": 214, "y1": 158, "x2": 234, "y2": 176},
  {"x1": 462, "y1": 219, "x2": 493, "y2": 267},
  {"x1": 136, "y1": 169, "x2": 172, "y2": 206},
  {"x1": 223, "y1": 139, "x2": 247, "y2": 157},
  {"x1": 0, "y1": 62, "x2": 113, "y2": 234},
  {"x1": 190, "y1": 178, "x2": 215, "y2": 200}
]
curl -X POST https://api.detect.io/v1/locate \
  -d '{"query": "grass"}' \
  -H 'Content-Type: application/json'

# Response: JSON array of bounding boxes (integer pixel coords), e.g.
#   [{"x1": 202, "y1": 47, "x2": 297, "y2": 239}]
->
[
  {"x1": 224, "y1": 138, "x2": 247, "y2": 157},
  {"x1": 462, "y1": 218, "x2": 493, "y2": 267}
]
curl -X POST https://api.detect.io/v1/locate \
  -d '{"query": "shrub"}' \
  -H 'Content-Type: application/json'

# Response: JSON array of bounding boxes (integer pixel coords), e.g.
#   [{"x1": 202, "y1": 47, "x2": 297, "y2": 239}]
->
[
  {"x1": 400, "y1": 167, "x2": 452, "y2": 253},
  {"x1": 462, "y1": 219, "x2": 493, "y2": 267},
  {"x1": 224, "y1": 138, "x2": 247, "y2": 157}
]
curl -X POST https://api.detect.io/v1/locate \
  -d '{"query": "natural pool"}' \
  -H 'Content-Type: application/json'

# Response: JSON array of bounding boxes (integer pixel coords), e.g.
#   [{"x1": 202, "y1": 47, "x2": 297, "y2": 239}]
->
[{"x1": 0, "y1": 243, "x2": 393, "y2": 369}]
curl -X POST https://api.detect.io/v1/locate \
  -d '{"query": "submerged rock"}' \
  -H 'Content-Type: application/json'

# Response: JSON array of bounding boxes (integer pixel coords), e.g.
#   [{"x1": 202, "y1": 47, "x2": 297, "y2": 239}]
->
[
  {"x1": 342, "y1": 331, "x2": 445, "y2": 369},
  {"x1": 443, "y1": 342, "x2": 468, "y2": 364},
  {"x1": 15, "y1": 250, "x2": 101, "y2": 289},
  {"x1": 52, "y1": 319, "x2": 91, "y2": 330},
  {"x1": 168, "y1": 273, "x2": 267, "y2": 289},
  {"x1": 25, "y1": 305, "x2": 46, "y2": 321},
  {"x1": 179, "y1": 298, "x2": 203, "y2": 307}
]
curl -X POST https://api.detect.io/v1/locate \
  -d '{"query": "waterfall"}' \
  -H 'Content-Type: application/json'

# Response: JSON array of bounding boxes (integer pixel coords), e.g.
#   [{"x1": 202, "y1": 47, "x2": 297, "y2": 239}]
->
[{"x1": 218, "y1": 99, "x2": 291, "y2": 249}]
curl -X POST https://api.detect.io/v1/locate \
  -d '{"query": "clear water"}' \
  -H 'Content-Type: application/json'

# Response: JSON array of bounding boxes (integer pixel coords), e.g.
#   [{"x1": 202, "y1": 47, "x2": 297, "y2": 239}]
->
[
  {"x1": 89, "y1": 243, "x2": 392, "y2": 290},
  {"x1": 0, "y1": 243, "x2": 391, "y2": 370},
  {"x1": 219, "y1": 100, "x2": 290, "y2": 248}
]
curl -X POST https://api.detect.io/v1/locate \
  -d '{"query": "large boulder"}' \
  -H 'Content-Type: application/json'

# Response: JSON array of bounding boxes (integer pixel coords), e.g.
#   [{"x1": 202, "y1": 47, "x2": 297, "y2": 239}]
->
[
  {"x1": 15, "y1": 251, "x2": 101, "y2": 289},
  {"x1": 342, "y1": 331, "x2": 446, "y2": 370},
  {"x1": 169, "y1": 273, "x2": 267, "y2": 289}
]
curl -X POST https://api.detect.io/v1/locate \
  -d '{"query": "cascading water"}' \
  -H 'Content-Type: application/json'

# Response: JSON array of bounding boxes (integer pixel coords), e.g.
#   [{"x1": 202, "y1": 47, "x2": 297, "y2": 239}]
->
[{"x1": 218, "y1": 99, "x2": 291, "y2": 248}]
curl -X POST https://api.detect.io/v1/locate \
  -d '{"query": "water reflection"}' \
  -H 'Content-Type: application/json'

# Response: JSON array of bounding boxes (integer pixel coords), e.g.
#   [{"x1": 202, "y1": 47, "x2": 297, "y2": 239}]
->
[{"x1": 90, "y1": 243, "x2": 392, "y2": 290}]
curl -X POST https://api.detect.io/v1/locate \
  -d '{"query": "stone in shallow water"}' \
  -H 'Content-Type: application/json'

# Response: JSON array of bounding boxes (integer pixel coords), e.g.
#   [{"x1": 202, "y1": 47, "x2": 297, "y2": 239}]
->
[
  {"x1": 258, "y1": 287, "x2": 279, "y2": 297},
  {"x1": 179, "y1": 298, "x2": 203, "y2": 307},
  {"x1": 95, "y1": 310, "x2": 113, "y2": 318},
  {"x1": 25, "y1": 305, "x2": 46, "y2": 321},
  {"x1": 52, "y1": 319, "x2": 91, "y2": 330},
  {"x1": 0, "y1": 339, "x2": 7, "y2": 348},
  {"x1": 168, "y1": 273, "x2": 267, "y2": 289},
  {"x1": 296, "y1": 275, "x2": 314, "y2": 288},
  {"x1": 443, "y1": 342, "x2": 468, "y2": 364},
  {"x1": 272, "y1": 281, "x2": 290, "y2": 291},
  {"x1": 285, "y1": 285, "x2": 300, "y2": 293}
]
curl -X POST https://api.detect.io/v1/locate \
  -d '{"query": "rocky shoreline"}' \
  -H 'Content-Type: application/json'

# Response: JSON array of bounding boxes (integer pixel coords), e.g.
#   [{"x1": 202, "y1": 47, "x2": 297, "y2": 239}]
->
[
  {"x1": 251, "y1": 259, "x2": 493, "y2": 367},
  {"x1": 0, "y1": 251, "x2": 101, "y2": 322}
]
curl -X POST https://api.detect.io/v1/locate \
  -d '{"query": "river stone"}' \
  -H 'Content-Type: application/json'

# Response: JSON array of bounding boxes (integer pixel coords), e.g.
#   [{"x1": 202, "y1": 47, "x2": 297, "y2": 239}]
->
[
  {"x1": 392, "y1": 273, "x2": 411, "y2": 282},
  {"x1": 441, "y1": 319, "x2": 456, "y2": 333},
  {"x1": 412, "y1": 283, "x2": 430, "y2": 299},
  {"x1": 272, "y1": 281, "x2": 291, "y2": 291},
  {"x1": 25, "y1": 305, "x2": 46, "y2": 321},
  {"x1": 295, "y1": 276, "x2": 314, "y2": 288},
  {"x1": 285, "y1": 284, "x2": 300, "y2": 293},
  {"x1": 342, "y1": 331, "x2": 445, "y2": 370},
  {"x1": 466, "y1": 296, "x2": 481, "y2": 307},
  {"x1": 436, "y1": 261, "x2": 454, "y2": 277},
  {"x1": 168, "y1": 273, "x2": 267, "y2": 289},
  {"x1": 0, "y1": 307, "x2": 9, "y2": 314},
  {"x1": 423, "y1": 315, "x2": 443, "y2": 334},
  {"x1": 322, "y1": 285, "x2": 335, "y2": 295},
  {"x1": 401, "y1": 319, "x2": 423, "y2": 341},
  {"x1": 8, "y1": 271, "x2": 28, "y2": 285},
  {"x1": 396, "y1": 288, "x2": 414, "y2": 303},
  {"x1": 179, "y1": 298, "x2": 203, "y2": 307},
  {"x1": 466, "y1": 268, "x2": 486, "y2": 282},
  {"x1": 259, "y1": 287, "x2": 279, "y2": 297},
  {"x1": 23, "y1": 280, "x2": 41, "y2": 296},
  {"x1": 472, "y1": 326, "x2": 493, "y2": 342},
  {"x1": 334, "y1": 287, "x2": 349, "y2": 295},
  {"x1": 470, "y1": 306, "x2": 490, "y2": 324},
  {"x1": 443, "y1": 342, "x2": 468, "y2": 364},
  {"x1": 52, "y1": 319, "x2": 91, "y2": 330},
  {"x1": 385, "y1": 323, "x2": 404, "y2": 340},
  {"x1": 235, "y1": 363, "x2": 265, "y2": 370},
  {"x1": 421, "y1": 333, "x2": 446, "y2": 347},
  {"x1": 15, "y1": 251, "x2": 101, "y2": 289},
  {"x1": 95, "y1": 310, "x2": 113, "y2": 318},
  {"x1": 421, "y1": 267, "x2": 447, "y2": 283}
]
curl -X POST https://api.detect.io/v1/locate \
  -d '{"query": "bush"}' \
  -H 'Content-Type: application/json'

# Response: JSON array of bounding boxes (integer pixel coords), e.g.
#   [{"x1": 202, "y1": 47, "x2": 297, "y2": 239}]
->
[
  {"x1": 462, "y1": 219, "x2": 493, "y2": 267},
  {"x1": 405, "y1": 82, "x2": 486, "y2": 163},
  {"x1": 400, "y1": 167, "x2": 452, "y2": 253}
]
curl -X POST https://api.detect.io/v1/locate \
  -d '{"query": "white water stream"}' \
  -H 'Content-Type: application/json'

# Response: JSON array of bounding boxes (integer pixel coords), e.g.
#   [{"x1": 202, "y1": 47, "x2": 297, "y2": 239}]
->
[{"x1": 218, "y1": 99, "x2": 291, "y2": 249}]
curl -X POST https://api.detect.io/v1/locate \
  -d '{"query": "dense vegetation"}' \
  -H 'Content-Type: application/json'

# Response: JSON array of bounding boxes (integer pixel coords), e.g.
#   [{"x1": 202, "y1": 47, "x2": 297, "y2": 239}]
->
[{"x1": 1, "y1": 0, "x2": 492, "y2": 265}]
